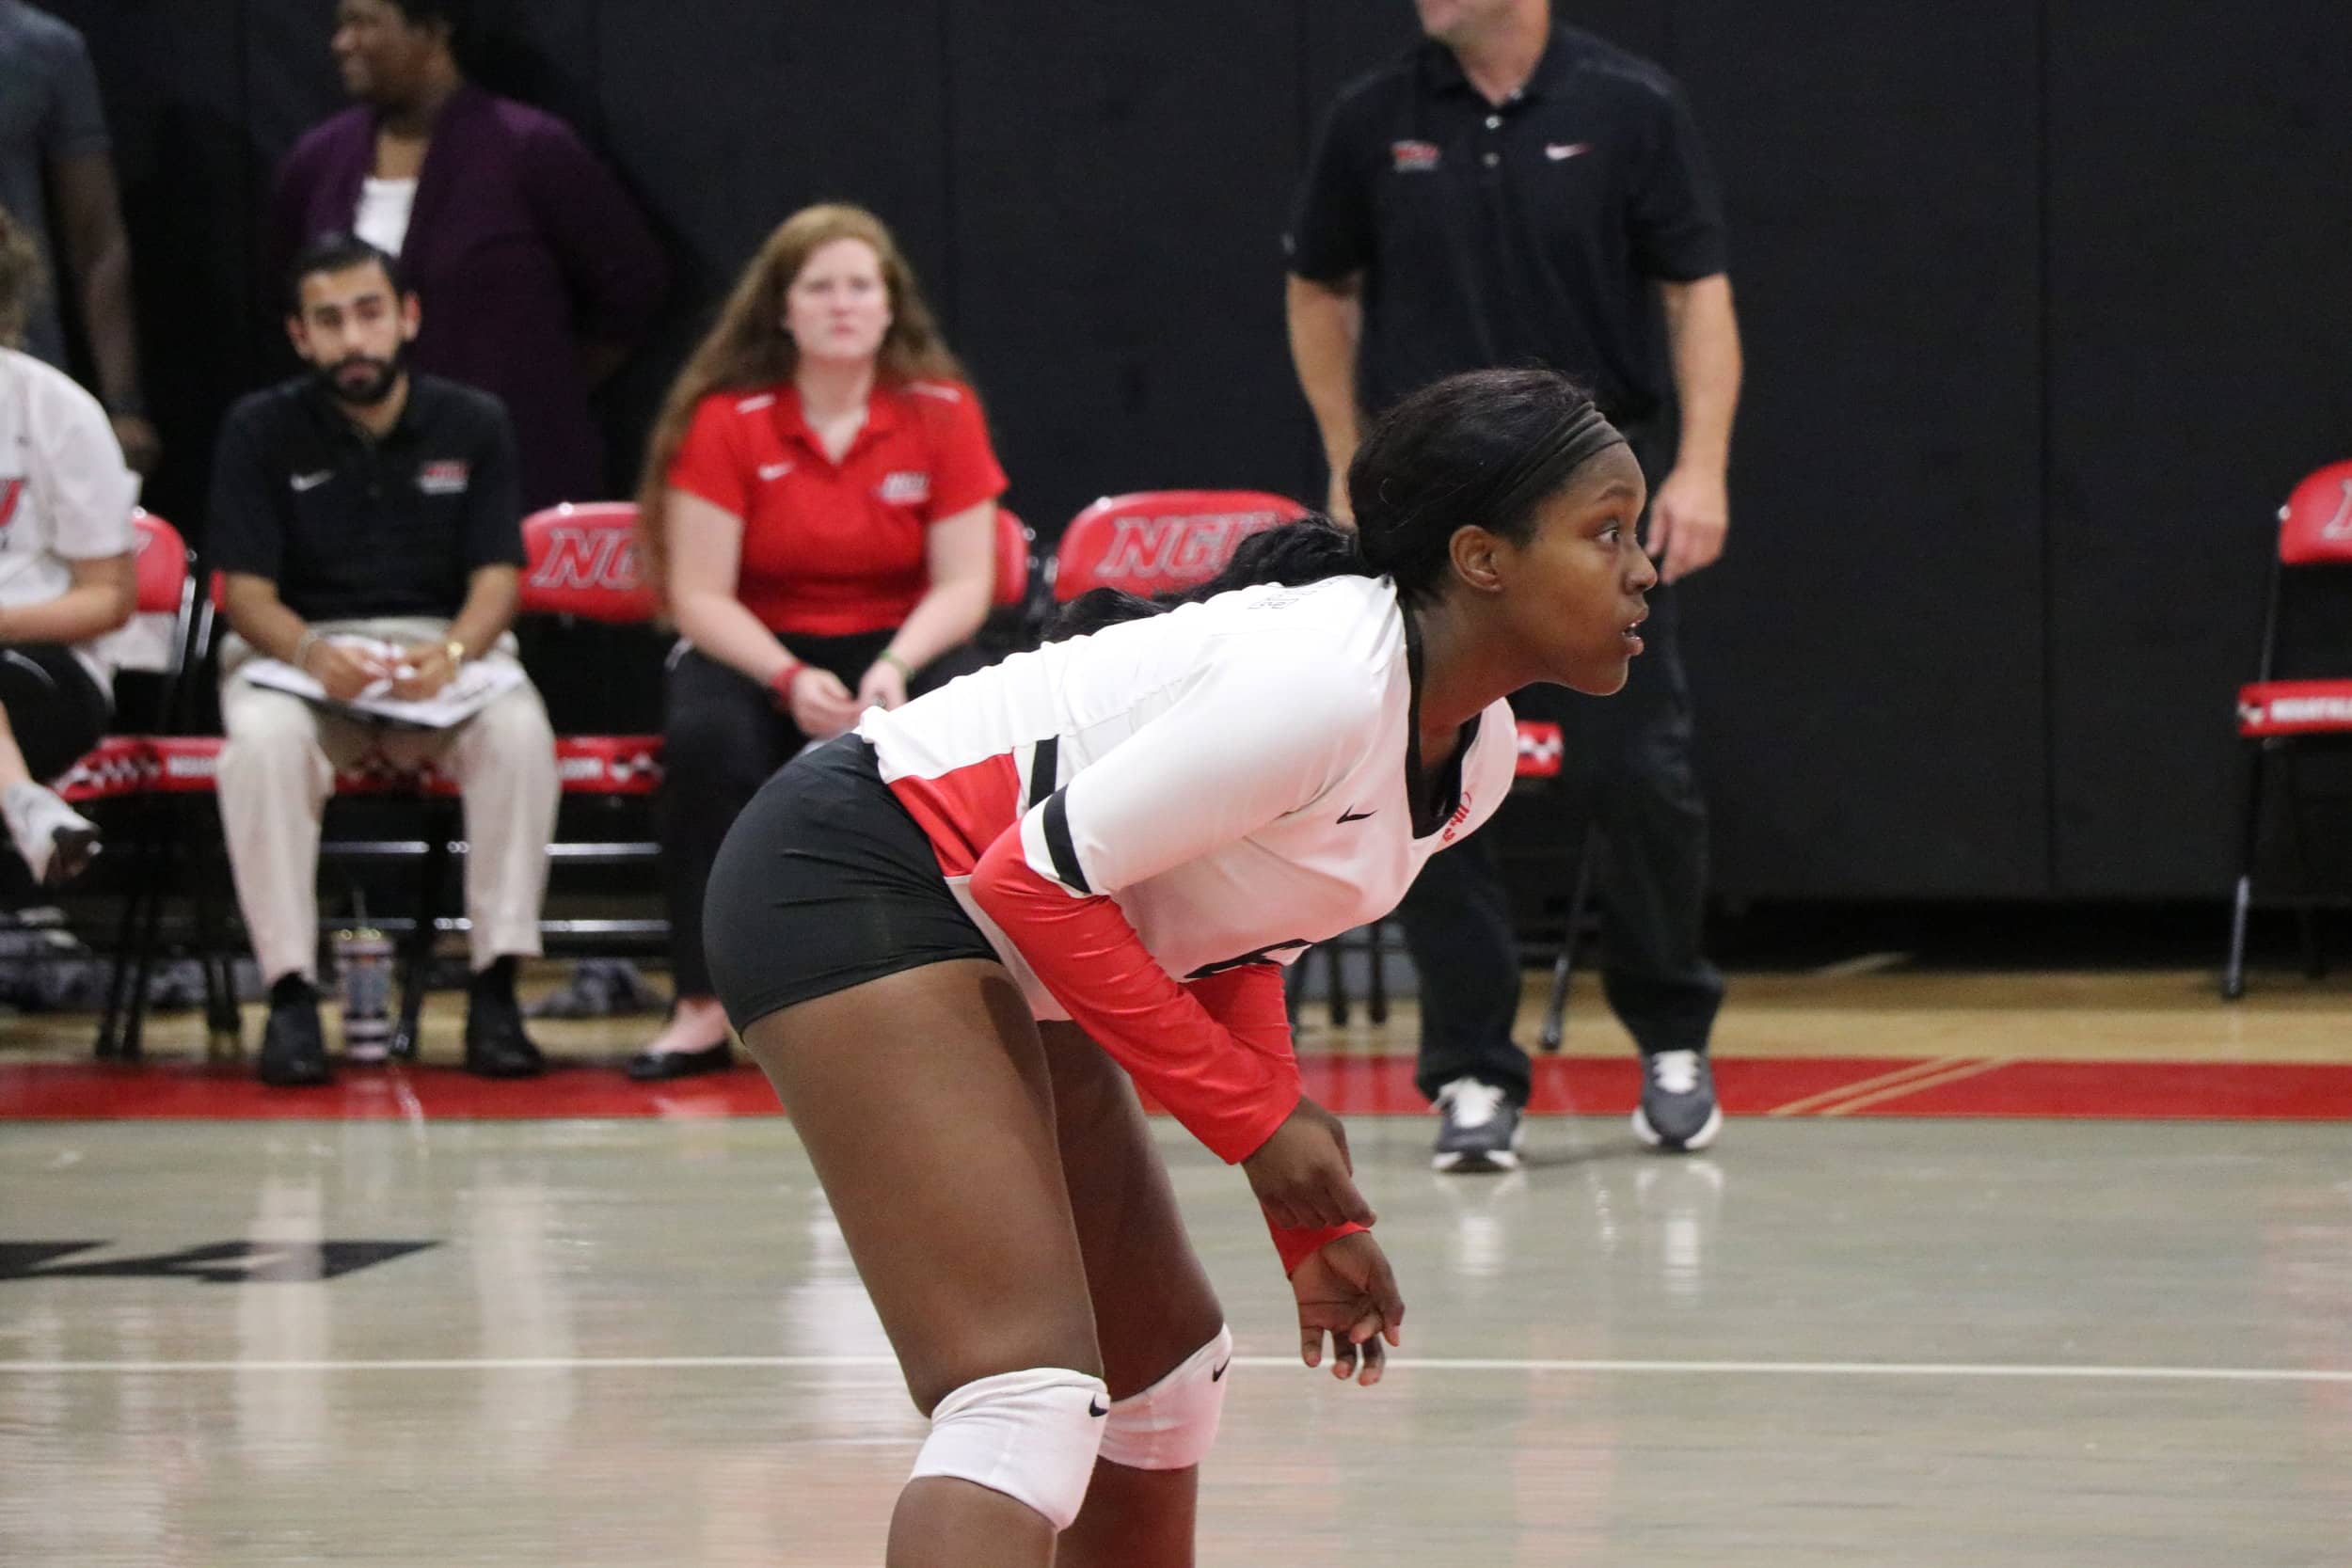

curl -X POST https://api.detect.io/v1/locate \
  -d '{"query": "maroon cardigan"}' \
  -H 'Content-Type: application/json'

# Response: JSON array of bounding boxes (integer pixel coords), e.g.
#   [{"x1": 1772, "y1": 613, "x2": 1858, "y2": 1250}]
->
[{"x1": 268, "y1": 84, "x2": 667, "y2": 508}]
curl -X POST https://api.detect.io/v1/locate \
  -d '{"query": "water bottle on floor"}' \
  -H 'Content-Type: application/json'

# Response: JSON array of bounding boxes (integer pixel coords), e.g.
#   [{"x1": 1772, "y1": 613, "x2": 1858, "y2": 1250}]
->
[{"x1": 338, "y1": 926, "x2": 394, "y2": 1063}]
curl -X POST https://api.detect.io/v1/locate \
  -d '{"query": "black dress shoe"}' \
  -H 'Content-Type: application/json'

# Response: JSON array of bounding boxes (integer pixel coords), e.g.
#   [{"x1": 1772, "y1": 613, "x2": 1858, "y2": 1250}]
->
[
  {"x1": 463, "y1": 989, "x2": 546, "y2": 1079},
  {"x1": 626, "y1": 1041, "x2": 732, "y2": 1082},
  {"x1": 257, "y1": 995, "x2": 333, "y2": 1087}
]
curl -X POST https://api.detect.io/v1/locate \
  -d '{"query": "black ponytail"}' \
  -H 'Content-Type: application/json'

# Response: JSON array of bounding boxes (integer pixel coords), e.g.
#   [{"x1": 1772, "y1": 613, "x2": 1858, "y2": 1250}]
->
[{"x1": 1045, "y1": 367, "x2": 1625, "y2": 641}]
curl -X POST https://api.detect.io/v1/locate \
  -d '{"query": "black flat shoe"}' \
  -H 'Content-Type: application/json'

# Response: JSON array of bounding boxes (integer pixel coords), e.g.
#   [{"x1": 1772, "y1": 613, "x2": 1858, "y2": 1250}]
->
[{"x1": 626, "y1": 1042, "x2": 732, "y2": 1082}]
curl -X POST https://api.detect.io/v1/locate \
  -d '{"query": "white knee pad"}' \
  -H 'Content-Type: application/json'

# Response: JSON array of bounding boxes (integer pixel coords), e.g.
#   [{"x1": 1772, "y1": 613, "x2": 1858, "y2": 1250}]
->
[
  {"x1": 909, "y1": 1366, "x2": 1110, "y2": 1531},
  {"x1": 1098, "y1": 1324, "x2": 1234, "y2": 1472}
]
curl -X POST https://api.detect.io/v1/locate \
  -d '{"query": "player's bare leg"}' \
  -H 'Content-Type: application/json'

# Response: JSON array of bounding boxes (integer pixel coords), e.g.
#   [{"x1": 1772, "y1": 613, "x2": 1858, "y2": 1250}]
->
[
  {"x1": 741, "y1": 960, "x2": 1103, "y2": 1568},
  {"x1": 1040, "y1": 1021, "x2": 1227, "y2": 1568}
]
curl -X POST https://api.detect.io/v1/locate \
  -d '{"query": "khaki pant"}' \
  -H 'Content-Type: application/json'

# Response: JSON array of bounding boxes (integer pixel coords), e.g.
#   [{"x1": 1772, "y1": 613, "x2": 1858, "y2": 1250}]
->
[{"x1": 217, "y1": 617, "x2": 559, "y2": 985}]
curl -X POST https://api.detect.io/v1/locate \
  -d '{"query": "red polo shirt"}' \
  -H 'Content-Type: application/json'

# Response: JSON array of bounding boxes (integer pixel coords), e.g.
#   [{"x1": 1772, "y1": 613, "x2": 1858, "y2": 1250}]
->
[{"x1": 666, "y1": 377, "x2": 1008, "y2": 638}]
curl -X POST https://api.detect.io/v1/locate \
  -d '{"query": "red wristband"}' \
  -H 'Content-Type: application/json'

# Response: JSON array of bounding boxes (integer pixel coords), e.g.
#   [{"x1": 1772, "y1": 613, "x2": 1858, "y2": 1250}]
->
[{"x1": 767, "y1": 659, "x2": 805, "y2": 709}]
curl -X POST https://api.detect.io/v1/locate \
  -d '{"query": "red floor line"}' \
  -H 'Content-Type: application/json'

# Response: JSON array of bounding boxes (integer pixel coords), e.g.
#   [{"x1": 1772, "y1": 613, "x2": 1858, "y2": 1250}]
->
[{"x1": 2, "y1": 1055, "x2": 2349, "y2": 1121}]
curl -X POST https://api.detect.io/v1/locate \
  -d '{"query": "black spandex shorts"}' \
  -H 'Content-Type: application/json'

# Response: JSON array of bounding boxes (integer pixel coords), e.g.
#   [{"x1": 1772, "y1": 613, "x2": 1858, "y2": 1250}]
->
[{"x1": 703, "y1": 735, "x2": 999, "y2": 1032}]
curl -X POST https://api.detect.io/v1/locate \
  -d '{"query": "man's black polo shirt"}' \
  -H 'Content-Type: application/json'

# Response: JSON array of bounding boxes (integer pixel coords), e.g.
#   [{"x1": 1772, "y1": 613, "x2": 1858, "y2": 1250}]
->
[
  {"x1": 206, "y1": 372, "x2": 525, "y2": 623},
  {"x1": 1286, "y1": 24, "x2": 1726, "y2": 431}
]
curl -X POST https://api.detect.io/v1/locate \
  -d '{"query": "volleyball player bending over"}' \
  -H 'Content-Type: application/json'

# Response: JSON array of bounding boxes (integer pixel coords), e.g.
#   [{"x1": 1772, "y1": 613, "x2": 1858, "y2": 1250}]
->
[{"x1": 705, "y1": 367, "x2": 1658, "y2": 1567}]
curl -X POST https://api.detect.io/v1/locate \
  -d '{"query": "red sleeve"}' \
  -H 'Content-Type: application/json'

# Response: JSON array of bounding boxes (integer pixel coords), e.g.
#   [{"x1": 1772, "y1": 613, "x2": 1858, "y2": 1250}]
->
[
  {"x1": 1187, "y1": 965, "x2": 1369, "y2": 1275},
  {"x1": 923, "y1": 384, "x2": 1009, "y2": 522},
  {"x1": 666, "y1": 395, "x2": 752, "y2": 517},
  {"x1": 969, "y1": 831, "x2": 1301, "y2": 1165}
]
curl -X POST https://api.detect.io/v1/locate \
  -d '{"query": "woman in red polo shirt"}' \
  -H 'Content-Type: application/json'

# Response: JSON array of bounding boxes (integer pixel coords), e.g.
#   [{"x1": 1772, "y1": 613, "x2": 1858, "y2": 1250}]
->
[{"x1": 628, "y1": 204, "x2": 1006, "y2": 1078}]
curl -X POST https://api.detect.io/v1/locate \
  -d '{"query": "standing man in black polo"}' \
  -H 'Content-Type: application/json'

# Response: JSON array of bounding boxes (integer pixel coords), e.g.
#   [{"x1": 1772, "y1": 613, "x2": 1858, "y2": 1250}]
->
[
  {"x1": 209, "y1": 232, "x2": 558, "y2": 1087},
  {"x1": 1287, "y1": 0, "x2": 1742, "y2": 1166}
]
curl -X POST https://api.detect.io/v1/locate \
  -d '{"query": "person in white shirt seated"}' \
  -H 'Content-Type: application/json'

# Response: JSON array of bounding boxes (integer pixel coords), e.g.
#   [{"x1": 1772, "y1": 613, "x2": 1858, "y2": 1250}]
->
[
  {"x1": 207, "y1": 233, "x2": 557, "y2": 1087},
  {"x1": 0, "y1": 204, "x2": 135, "y2": 887}
]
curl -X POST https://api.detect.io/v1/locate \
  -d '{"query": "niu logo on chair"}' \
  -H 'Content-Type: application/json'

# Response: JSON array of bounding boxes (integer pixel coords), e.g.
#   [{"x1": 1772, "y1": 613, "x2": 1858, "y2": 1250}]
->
[
  {"x1": 530, "y1": 526, "x2": 644, "y2": 593},
  {"x1": 1100, "y1": 513, "x2": 1285, "y2": 583}
]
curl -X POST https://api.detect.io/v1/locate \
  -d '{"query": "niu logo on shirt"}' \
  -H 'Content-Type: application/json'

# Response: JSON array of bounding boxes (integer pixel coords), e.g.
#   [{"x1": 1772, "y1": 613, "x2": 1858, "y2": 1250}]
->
[
  {"x1": 879, "y1": 469, "x2": 931, "y2": 506},
  {"x1": 0, "y1": 477, "x2": 21, "y2": 532},
  {"x1": 1391, "y1": 139, "x2": 1442, "y2": 173},
  {"x1": 530, "y1": 526, "x2": 644, "y2": 593},
  {"x1": 417, "y1": 460, "x2": 471, "y2": 496}
]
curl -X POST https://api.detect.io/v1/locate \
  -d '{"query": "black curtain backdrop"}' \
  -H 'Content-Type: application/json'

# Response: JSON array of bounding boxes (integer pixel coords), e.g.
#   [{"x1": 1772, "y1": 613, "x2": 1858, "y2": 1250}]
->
[{"x1": 35, "y1": 0, "x2": 2352, "y2": 899}]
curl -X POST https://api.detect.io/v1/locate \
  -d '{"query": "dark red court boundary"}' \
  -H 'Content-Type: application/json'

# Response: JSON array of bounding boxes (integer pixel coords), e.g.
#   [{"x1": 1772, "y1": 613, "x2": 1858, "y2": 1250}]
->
[{"x1": 3, "y1": 1055, "x2": 2347, "y2": 1121}]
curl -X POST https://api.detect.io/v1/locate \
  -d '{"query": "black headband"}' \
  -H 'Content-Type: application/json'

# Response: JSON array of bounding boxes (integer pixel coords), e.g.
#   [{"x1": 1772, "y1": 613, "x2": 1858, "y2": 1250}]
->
[{"x1": 1486, "y1": 403, "x2": 1629, "y2": 525}]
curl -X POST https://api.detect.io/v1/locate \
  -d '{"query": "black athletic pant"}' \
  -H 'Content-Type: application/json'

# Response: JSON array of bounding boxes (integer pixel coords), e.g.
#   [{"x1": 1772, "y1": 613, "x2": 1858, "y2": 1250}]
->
[
  {"x1": 0, "y1": 642, "x2": 111, "y2": 783},
  {"x1": 1401, "y1": 578, "x2": 1724, "y2": 1108},
  {"x1": 660, "y1": 633, "x2": 983, "y2": 996}
]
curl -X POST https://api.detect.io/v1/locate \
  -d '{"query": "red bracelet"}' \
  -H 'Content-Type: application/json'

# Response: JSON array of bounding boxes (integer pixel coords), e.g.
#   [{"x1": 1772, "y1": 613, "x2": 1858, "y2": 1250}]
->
[{"x1": 767, "y1": 659, "x2": 805, "y2": 708}]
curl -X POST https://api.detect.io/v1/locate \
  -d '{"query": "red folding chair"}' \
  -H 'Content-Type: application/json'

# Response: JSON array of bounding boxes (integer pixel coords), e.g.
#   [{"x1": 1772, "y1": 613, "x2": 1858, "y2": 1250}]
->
[
  {"x1": 510, "y1": 502, "x2": 669, "y2": 959},
  {"x1": 2224, "y1": 459, "x2": 2352, "y2": 998},
  {"x1": 992, "y1": 506, "x2": 1034, "y2": 610},
  {"x1": 1049, "y1": 489, "x2": 1310, "y2": 601}
]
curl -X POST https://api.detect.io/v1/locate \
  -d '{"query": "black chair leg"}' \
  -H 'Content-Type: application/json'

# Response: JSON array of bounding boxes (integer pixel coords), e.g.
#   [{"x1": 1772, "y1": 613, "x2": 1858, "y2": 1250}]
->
[
  {"x1": 390, "y1": 809, "x2": 453, "y2": 1061},
  {"x1": 2223, "y1": 742, "x2": 2265, "y2": 1002},
  {"x1": 2277, "y1": 747, "x2": 2326, "y2": 980},
  {"x1": 1539, "y1": 823, "x2": 1601, "y2": 1053},
  {"x1": 1365, "y1": 922, "x2": 1389, "y2": 1025},
  {"x1": 1325, "y1": 941, "x2": 1351, "y2": 1028},
  {"x1": 96, "y1": 876, "x2": 146, "y2": 1060}
]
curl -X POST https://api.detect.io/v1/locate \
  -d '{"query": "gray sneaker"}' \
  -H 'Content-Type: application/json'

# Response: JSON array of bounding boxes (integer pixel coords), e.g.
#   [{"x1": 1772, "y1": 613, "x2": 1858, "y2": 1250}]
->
[
  {"x1": 1432, "y1": 1077, "x2": 1523, "y2": 1173},
  {"x1": 1632, "y1": 1049, "x2": 1723, "y2": 1152}
]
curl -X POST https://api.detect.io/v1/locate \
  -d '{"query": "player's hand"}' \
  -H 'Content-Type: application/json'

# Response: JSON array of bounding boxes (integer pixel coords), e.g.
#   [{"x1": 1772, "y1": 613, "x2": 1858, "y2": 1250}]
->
[
  {"x1": 306, "y1": 639, "x2": 386, "y2": 703},
  {"x1": 1646, "y1": 465, "x2": 1728, "y2": 584},
  {"x1": 1242, "y1": 1097, "x2": 1375, "y2": 1230},
  {"x1": 389, "y1": 641, "x2": 458, "y2": 701},
  {"x1": 1291, "y1": 1229, "x2": 1405, "y2": 1386},
  {"x1": 787, "y1": 665, "x2": 862, "y2": 739},
  {"x1": 855, "y1": 657, "x2": 909, "y2": 714}
]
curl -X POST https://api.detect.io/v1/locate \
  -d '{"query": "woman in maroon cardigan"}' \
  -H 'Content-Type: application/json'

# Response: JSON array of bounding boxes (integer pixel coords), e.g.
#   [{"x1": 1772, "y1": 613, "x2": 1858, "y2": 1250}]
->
[{"x1": 267, "y1": 0, "x2": 665, "y2": 509}]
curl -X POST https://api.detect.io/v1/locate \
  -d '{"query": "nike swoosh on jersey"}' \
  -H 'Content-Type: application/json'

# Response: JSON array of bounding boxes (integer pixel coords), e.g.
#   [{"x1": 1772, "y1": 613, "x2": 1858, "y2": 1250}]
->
[
  {"x1": 1545, "y1": 142, "x2": 1594, "y2": 161},
  {"x1": 1211, "y1": 1359, "x2": 1231, "y2": 1382},
  {"x1": 289, "y1": 471, "x2": 332, "y2": 492},
  {"x1": 1088, "y1": 1397, "x2": 1109, "y2": 1417},
  {"x1": 1338, "y1": 807, "x2": 1377, "y2": 824},
  {"x1": 758, "y1": 461, "x2": 794, "y2": 482}
]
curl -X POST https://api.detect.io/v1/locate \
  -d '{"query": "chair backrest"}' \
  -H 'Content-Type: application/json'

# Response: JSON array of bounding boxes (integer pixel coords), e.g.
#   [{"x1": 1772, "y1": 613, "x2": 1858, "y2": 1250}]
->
[
  {"x1": 519, "y1": 502, "x2": 659, "y2": 624},
  {"x1": 129, "y1": 510, "x2": 191, "y2": 614},
  {"x1": 993, "y1": 507, "x2": 1033, "y2": 610},
  {"x1": 2279, "y1": 461, "x2": 2352, "y2": 566},
  {"x1": 1051, "y1": 489, "x2": 1311, "y2": 602}
]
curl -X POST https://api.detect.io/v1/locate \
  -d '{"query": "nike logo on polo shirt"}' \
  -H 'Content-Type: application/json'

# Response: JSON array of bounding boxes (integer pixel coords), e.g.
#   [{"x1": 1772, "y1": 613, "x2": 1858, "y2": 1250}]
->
[
  {"x1": 289, "y1": 471, "x2": 332, "y2": 492},
  {"x1": 758, "y1": 461, "x2": 794, "y2": 482},
  {"x1": 1545, "y1": 142, "x2": 1594, "y2": 161},
  {"x1": 1338, "y1": 807, "x2": 1376, "y2": 824},
  {"x1": 1211, "y1": 1359, "x2": 1231, "y2": 1382},
  {"x1": 1088, "y1": 1397, "x2": 1109, "y2": 1418}
]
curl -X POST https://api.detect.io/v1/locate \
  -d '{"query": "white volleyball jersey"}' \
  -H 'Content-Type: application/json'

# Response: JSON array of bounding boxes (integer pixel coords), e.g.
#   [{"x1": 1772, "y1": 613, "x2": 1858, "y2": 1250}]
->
[{"x1": 859, "y1": 572, "x2": 1516, "y2": 1020}]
